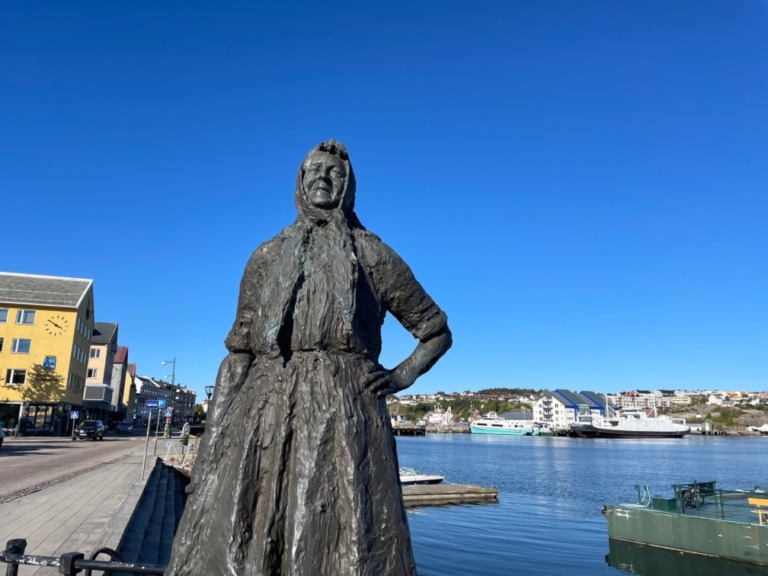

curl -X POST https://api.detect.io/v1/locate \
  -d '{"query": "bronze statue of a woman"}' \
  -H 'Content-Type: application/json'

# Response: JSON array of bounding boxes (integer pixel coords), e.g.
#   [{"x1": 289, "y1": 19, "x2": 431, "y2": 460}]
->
[{"x1": 166, "y1": 140, "x2": 452, "y2": 575}]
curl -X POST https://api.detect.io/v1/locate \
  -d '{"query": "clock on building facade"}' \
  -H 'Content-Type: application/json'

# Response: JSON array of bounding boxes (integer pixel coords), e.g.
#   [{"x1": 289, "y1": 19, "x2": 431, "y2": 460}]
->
[{"x1": 45, "y1": 314, "x2": 69, "y2": 336}]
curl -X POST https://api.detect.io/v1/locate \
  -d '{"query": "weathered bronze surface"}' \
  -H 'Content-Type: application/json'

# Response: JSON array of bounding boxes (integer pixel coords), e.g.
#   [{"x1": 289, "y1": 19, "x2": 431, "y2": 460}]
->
[{"x1": 165, "y1": 140, "x2": 451, "y2": 575}]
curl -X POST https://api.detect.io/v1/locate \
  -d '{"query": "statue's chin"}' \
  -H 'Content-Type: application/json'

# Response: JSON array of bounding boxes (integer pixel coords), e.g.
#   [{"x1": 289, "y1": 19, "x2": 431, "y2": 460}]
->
[{"x1": 309, "y1": 195, "x2": 339, "y2": 209}]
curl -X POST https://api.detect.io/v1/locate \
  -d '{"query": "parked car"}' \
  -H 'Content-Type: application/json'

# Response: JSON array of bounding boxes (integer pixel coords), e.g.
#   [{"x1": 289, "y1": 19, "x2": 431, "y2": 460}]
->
[
  {"x1": 74, "y1": 420, "x2": 106, "y2": 441},
  {"x1": 116, "y1": 422, "x2": 134, "y2": 435}
]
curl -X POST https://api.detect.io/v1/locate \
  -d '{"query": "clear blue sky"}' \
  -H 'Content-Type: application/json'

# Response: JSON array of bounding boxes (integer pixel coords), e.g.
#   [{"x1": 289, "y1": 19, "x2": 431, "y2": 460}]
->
[{"x1": 2, "y1": 1, "x2": 766, "y2": 400}]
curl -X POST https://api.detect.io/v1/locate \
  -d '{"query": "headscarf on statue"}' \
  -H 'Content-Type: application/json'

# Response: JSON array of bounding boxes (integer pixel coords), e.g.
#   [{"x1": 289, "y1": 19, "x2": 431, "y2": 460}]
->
[{"x1": 245, "y1": 140, "x2": 369, "y2": 360}]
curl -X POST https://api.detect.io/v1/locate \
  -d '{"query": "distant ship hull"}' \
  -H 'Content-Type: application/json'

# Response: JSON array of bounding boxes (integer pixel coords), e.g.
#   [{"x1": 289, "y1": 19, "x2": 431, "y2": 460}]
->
[
  {"x1": 570, "y1": 424, "x2": 689, "y2": 438},
  {"x1": 570, "y1": 410, "x2": 690, "y2": 439}
]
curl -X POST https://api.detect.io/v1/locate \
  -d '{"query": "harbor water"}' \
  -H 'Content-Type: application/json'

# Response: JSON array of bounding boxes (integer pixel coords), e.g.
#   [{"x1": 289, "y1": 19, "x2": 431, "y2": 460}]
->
[{"x1": 399, "y1": 434, "x2": 768, "y2": 575}]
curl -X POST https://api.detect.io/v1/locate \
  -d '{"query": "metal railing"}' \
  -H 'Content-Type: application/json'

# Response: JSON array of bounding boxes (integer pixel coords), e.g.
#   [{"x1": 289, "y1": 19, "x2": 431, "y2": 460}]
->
[{"x1": 1, "y1": 540, "x2": 165, "y2": 576}]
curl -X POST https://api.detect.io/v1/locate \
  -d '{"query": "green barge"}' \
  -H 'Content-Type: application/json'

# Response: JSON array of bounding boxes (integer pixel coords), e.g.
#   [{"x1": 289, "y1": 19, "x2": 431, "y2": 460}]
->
[{"x1": 603, "y1": 481, "x2": 768, "y2": 567}]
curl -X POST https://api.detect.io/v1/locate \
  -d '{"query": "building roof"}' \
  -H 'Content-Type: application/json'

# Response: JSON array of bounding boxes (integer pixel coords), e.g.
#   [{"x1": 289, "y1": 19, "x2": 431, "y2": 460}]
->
[
  {"x1": 552, "y1": 389, "x2": 585, "y2": 408},
  {"x1": 0, "y1": 272, "x2": 92, "y2": 309},
  {"x1": 92, "y1": 322, "x2": 118, "y2": 345},
  {"x1": 579, "y1": 391, "x2": 609, "y2": 409},
  {"x1": 543, "y1": 389, "x2": 600, "y2": 410},
  {"x1": 114, "y1": 346, "x2": 128, "y2": 364}
]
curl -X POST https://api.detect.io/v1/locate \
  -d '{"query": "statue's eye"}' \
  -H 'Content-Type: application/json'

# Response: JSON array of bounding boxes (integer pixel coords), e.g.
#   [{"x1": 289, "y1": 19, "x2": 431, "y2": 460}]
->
[{"x1": 331, "y1": 169, "x2": 343, "y2": 177}]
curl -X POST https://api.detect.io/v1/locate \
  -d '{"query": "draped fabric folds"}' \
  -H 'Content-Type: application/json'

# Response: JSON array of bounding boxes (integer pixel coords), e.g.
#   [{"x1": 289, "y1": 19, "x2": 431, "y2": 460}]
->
[{"x1": 165, "y1": 142, "x2": 449, "y2": 576}]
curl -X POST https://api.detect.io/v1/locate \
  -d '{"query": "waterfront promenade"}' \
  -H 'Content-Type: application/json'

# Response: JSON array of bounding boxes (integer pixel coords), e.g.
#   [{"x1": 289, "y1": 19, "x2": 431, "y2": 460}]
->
[{"x1": 0, "y1": 451, "x2": 149, "y2": 575}]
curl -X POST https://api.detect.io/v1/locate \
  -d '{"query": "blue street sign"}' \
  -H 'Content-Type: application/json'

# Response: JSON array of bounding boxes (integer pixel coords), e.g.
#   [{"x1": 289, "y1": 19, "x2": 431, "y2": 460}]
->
[
  {"x1": 165, "y1": 408, "x2": 173, "y2": 418},
  {"x1": 158, "y1": 400, "x2": 166, "y2": 408},
  {"x1": 70, "y1": 410, "x2": 79, "y2": 419},
  {"x1": 145, "y1": 400, "x2": 159, "y2": 409}
]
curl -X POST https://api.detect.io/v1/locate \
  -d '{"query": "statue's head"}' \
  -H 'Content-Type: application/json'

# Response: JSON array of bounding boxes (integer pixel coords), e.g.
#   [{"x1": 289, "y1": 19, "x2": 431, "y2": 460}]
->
[{"x1": 296, "y1": 139, "x2": 356, "y2": 222}]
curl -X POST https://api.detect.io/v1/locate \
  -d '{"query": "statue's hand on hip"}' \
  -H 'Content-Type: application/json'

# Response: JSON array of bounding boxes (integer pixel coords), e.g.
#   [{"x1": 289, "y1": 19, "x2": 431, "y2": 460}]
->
[{"x1": 364, "y1": 365, "x2": 413, "y2": 397}]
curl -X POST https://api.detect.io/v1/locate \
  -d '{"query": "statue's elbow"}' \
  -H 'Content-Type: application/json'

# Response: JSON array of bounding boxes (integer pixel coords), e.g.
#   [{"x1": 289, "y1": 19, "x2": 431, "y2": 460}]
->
[{"x1": 440, "y1": 325, "x2": 453, "y2": 352}]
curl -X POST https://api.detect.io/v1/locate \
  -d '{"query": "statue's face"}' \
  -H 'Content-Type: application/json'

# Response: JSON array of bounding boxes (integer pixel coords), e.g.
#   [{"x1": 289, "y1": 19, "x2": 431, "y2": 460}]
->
[{"x1": 302, "y1": 151, "x2": 347, "y2": 209}]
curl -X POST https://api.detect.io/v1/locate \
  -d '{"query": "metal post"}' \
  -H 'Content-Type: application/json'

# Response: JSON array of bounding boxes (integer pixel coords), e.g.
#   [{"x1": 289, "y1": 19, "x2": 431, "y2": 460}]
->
[
  {"x1": 4, "y1": 539, "x2": 26, "y2": 576},
  {"x1": 141, "y1": 410, "x2": 152, "y2": 480},
  {"x1": 59, "y1": 552, "x2": 84, "y2": 576},
  {"x1": 155, "y1": 407, "x2": 162, "y2": 440},
  {"x1": 162, "y1": 358, "x2": 176, "y2": 387}
]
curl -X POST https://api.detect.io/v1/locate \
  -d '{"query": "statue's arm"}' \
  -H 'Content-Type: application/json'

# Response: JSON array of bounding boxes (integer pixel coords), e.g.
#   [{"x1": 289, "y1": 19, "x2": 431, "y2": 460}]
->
[
  {"x1": 208, "y1": 248, "x2": 266, "y2": 419},
  {"x1": 224, "y1": 248, "x2": 263, "y2": 354},
  {"x1": 387, "y1": 325, "x2": 452, "y2": 395},
  {"x1": 368, "y1": 241, "x2": 452, "y2": 396}
]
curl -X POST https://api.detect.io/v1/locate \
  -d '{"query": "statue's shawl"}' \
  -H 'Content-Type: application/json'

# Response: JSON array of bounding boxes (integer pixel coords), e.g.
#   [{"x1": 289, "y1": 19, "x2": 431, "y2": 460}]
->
[{"x1": 225, "y1": 143, "x2": 446, "y2": 361}]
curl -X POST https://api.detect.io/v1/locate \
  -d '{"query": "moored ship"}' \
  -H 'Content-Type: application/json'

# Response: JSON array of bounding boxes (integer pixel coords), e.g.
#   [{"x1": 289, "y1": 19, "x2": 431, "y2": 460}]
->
[
  {"x1": 570, "y1": 409, "x2": 690, "y2": 438},
  {"x1": 470, "y1": 417, "x2": 552, "y2": 436}
]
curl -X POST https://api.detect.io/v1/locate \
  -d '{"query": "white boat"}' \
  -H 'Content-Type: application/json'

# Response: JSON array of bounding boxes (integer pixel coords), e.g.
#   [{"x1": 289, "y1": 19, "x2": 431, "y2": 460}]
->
[
  {"x1": 569, "y1": 409, "x2": 690, "y2": 438},
  {"x1": 748, "y1": 423, "x2": 768, "y2": 435},
  {"x1": 399, "y1": 467, "x2": 444, "y2": 485},
  {"x1": 470, "y1": 418, "x2": 543, "y2": 436}
]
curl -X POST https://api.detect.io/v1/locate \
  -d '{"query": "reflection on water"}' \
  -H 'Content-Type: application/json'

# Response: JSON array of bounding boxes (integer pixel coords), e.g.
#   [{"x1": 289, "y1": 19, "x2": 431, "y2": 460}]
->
[{"x1": 606, "y1": 539, "x2": 766, "y2": 576}]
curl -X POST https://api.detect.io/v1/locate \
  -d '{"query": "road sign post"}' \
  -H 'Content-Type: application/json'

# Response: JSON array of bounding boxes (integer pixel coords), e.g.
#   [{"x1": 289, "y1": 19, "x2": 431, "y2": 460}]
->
[
  {"x1": 69, "y1": 410, "x2": 79, "y2": 437},
  {"x1": 142, "y1": 408, "x2": 153, "y2": 480}
]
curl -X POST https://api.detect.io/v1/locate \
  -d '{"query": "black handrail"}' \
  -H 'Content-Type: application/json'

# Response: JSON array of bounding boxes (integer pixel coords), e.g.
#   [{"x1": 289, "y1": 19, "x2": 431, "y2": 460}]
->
[{"x1": 1, "y1": 539, "x2": 165, "y2": 576}]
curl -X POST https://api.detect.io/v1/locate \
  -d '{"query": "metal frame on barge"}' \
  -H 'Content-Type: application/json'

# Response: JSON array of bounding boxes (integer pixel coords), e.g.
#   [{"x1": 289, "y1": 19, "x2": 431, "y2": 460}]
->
[{"x1": 603, "y1": 480, "x2": 768, "y2": 566}]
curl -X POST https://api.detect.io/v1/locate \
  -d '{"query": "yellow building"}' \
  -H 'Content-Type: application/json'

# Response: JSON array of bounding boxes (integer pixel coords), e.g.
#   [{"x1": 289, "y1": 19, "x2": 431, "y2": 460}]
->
[
  {"x1": 122, "y1": 361, "x2": 138, "y2": 420},
  {"x1": 0, "y1": 272, "x2": 95, "y2": 435}
]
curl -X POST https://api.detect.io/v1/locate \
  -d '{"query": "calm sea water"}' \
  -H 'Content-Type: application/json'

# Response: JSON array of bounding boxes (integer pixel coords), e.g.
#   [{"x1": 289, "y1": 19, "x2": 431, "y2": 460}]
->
[{"x1": 398, "y1": 434, "x2": 768, "y2": 576}]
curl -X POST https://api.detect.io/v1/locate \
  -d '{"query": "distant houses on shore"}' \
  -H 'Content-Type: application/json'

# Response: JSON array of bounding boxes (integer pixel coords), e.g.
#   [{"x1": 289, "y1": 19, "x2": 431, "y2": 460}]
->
[{"x1": 390, "y1": 388, "x2": 768, "y2": 430}]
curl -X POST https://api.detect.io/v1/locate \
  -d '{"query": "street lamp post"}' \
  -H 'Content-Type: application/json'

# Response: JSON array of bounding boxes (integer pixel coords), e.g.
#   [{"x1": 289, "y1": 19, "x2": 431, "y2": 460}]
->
[
  {"x1": 205, "y1": 385, "x2": 215, "y2": 421},
  {"x1": 174, "y1": 387, "x2": 182, "y2": 424},
  {"x1": 161, "y1": 358, "x2": 176, "y2": 387}
]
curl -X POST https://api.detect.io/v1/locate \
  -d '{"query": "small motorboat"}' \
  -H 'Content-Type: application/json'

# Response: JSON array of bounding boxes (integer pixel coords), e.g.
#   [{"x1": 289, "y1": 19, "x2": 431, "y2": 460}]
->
[{"x1": 399, "y1": 467, "x2": 444, "y2": 486}]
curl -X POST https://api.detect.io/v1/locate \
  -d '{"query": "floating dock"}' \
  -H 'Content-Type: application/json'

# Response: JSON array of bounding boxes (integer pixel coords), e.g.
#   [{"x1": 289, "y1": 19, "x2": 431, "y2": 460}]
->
[
  {"x1": 392, "y1": 425, "x2": 426, "y2": 436},
  {"x1": 403, "y1": 483, "x2": 499, "y2": 507}
]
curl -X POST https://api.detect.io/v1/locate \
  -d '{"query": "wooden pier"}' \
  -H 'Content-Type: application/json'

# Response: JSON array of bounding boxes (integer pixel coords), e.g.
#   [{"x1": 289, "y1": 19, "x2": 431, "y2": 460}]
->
[
  {"x1": 392, "y1": 425, "x2": 426, "y2": 436},
  {"x1": 403, "y1": 483, "x2": 499, "y2": 507}
]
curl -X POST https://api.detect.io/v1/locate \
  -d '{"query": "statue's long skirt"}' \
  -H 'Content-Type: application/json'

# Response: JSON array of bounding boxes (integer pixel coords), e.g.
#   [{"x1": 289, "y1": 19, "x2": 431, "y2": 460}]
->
[{"x1": 165, "y1": 351, "x2": 417, "y2": 576}]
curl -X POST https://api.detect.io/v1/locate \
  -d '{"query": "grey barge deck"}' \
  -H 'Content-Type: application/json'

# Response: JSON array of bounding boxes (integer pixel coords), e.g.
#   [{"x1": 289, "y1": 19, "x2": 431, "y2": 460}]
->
[{"x1": 604, "y1": 481, "x2": 768, "y2": 566}]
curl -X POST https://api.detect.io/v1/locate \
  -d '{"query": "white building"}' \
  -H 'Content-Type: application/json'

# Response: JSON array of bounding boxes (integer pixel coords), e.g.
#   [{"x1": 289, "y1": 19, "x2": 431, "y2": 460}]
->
[
  {"x1": 426, "y1": 406, "x2": 453, "y2": 426},
  {"x1": 533, "y1": 390, "x2": 607, "y2": 430}
]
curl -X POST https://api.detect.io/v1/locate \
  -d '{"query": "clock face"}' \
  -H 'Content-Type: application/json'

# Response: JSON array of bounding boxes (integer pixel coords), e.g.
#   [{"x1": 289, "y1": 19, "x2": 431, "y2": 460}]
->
[{"x1": 45, "y1": 314, "x2": 69, "y2": 336}]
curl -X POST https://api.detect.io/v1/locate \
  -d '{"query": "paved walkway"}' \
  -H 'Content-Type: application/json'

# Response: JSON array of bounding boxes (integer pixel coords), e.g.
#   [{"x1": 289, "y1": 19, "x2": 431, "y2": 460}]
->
[{"x1": 0, "y1": 451, "x2": 151, "y2": 575}]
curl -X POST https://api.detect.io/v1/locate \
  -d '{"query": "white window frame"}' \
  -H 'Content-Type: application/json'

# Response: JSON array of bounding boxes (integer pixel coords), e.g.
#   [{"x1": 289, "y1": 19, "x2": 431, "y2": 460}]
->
[
  {"x1": 12, "y1": 338, "x2": 31, "y2": 354},
  {"x1": 0, "y1": 308, "x2": 8, "y2": 323},
  {"x1": 87, "y1": 368, "x2": 99, "y2": 378},
  {"x1": 15, "y1": 310, "x2": 36, "y2": 325},
  {"x1": 90, "y1": 348, "x2": 101, "y2": 359},
  {"x1": 6, "y1": 369, "x2": 27, "y2": 385}
]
